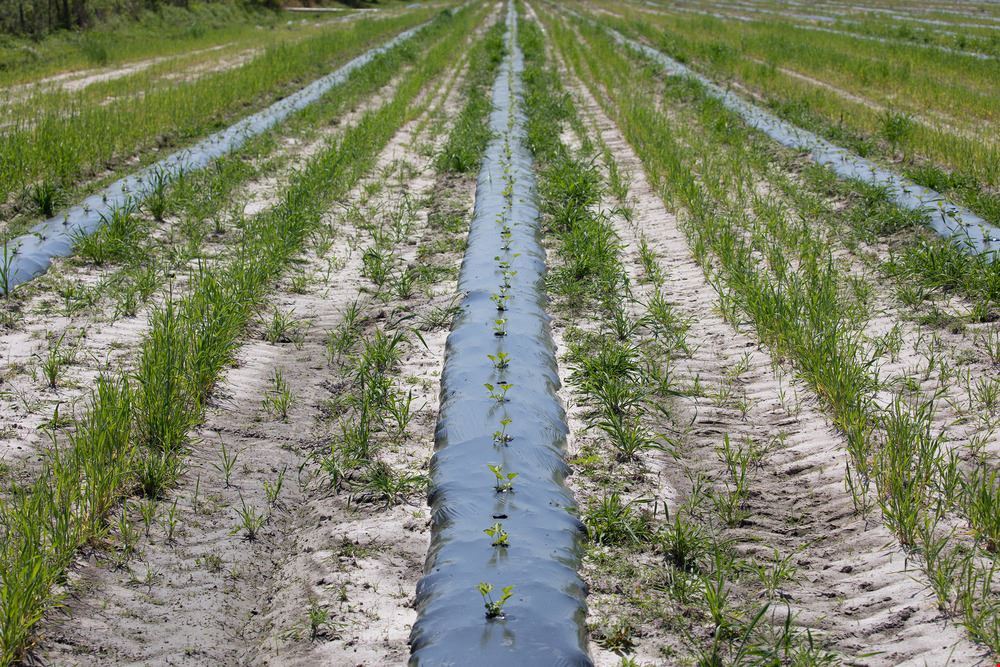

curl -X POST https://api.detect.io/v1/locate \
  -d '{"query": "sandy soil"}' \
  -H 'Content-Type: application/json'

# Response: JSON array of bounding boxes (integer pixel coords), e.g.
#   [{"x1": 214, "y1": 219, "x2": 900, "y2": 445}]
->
[
  {"x1": 31, "y1": 8, "x2": 492, "y2": 662},
  {"x1": 155, "y1": 48, "x2": 262, "y2": 86}
]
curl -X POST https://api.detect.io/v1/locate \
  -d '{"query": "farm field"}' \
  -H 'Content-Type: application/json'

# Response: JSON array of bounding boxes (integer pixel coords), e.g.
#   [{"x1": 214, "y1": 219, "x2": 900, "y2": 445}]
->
[{"x1": 0, "y1": 0, "x2": 999, "y2": 665}]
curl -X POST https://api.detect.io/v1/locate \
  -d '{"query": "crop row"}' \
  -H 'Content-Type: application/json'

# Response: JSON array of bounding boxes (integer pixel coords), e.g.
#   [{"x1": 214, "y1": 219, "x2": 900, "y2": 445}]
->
[
  {"x1": 592, "y1": 0, "x2": 1000, "y2": 228},
  {"x1": 518, "y1": 12, "x2": 850, "y2": 662},
  {"x1": 411, "y1": 5, "x2": 591, "y2": 662},
  {"x1": 551, "y1": 4, "x2": 1000, "y2": 655},
  {"x1": 0, "y1": 5, "x2": 484, "y2": 663},
  {"x1": 0, "y1": 6, "x2": 440, "y2": 239}
]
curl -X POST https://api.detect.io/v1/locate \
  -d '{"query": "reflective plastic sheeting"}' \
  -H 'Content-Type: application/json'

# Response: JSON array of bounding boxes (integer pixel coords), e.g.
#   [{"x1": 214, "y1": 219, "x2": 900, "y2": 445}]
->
[
  {"x1": 2, "y1": 18, "x2": 435, "y2": 293},
  {"x1": 561, "y1": 2, "x2": 1000, "y2": 254},
  {"x1": 408, "y1": 5, "x2": 592, "y2": 666},
  {"x1": 607, "y1": 27, "x2": 1000, "y2": 253}
]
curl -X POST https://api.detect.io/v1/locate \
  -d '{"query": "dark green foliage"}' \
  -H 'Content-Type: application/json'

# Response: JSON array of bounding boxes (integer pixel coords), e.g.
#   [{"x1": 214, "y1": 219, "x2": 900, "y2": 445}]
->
[{"x1": 435, "y1": 21, "x2": 505, "y2": 173}]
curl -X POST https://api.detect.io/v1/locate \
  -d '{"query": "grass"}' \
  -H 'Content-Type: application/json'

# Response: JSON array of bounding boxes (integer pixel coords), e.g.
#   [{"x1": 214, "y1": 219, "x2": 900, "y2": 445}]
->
[
  {"x1": 0, "y1": 5, "x2": 484, "y2": 663},
  {"x1": 0, "y1": 3, "x2": 438, "y2": 87},
  {"x1": 550, "y1": 4, "x2": 1000, "y2": 653},
  {"x1": 0, "y1": 7, "x2": 440, "y2": 234},
  {"x1": 588, "y1": 0, "x2": 1000, "y2": 226},
  {"x1": 0, "y1": 3, "x2": 292, "y2": 81},
  {"x1": 646, "y1": 0, "x2": 1000, "y2": 57},
  {"x1": 435, "y1": 20, "x2": 506, "y2": 173}
]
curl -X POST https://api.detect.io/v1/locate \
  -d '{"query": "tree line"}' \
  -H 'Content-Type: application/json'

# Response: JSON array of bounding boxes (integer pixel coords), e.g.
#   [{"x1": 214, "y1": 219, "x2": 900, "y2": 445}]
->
[{"x1": 0, "y1": 0, "x2": 284, "y2": 37}]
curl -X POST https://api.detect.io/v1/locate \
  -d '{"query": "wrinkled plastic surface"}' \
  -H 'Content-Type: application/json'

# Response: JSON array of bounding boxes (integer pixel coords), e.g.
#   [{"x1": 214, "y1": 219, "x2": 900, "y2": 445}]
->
[
  {"x1": 567, "y1": 5, "x2": 1000, "y2": 252},
  {"x1": 408, "y1": 5, "x2": 591, "y2": 666},
  {"x1": 1, "y1": 19, "x2": 431, "y2": 293}
]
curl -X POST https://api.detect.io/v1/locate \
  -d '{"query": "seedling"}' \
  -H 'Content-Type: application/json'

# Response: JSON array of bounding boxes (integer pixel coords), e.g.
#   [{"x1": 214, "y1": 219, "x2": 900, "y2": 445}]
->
[
  {"x1": 393, "y1": 269, "x2": 416, "y2": 300},
  {"x1": 490, "y1": 292, "x2": 510, "y2": 311},
  {"x1": 751, "y1": 548, "x2": 798, "y2": 599},
  {"x1": 484, "y1": 521, "x2": 509, "y2": 547},
  {"x1": 191, "y1": 474, "x2": 201, "y2": 514},
  {"x1": 713, "y1": 434, "x2": 751, "y2": 527},
  {"x1": 493, "y1": 319, "x2": 507, "y2": 337},
  {"x1": 164, "y1": 499, "x2": 179, "y2": 543},
  {"x1": 117, "y1": 503, "x2": 138, "y2": 564},
  {"x1": 880, "y1": 109, "x2": 914, "y2": 152},
  {"x1": 500, "y1": 232, "x2": 513, "y2": 251},
  {"x1": 361, "y1": 247, "x2": 392, "y2": 287},
  {"x1": 262, "y1": 369, "x2": 294, "y2": 421},
  {"x1": 360, "y1": 460, "x2": 426, "y2": 505},
  {"x1": 484, "y1": 383, "x2": 512, "y2": 403},
  {"x1": 488, "y1": 463, "x2": 517, "y2": 492},
  {"x1": 500, "y1": 270, "x2": 517, "y2": 289},
  {"x1": 232, "y1": 494, "x2": 267, "y2": 541},
  {"x1": 264, "y1": 467, "x2": 287, "y2": 506},
  {"x1": 38, "y1": 331, "x2": 70, "y2": 389},
  {"x1": 144, "y1": 168, "x2": 170, "y2": 222},
  {"x1": 478, "y1": 582, "x2": 513, "y2": 619},
  {"x1": 263, "y1": 308, "x2": 301, "y2": 345},
  {"x1": 139, "y1": 499, "x2": 157, "y2": 538},
  {"x1": 387, "y1": 389, "x2": 415, "y2": 438},
  {"x1": 308, "y1": 598, "x2": 330, "y2": 640},
  {"x1": 325, "y1": 299, "x2": 364, "y2": 362},
  {"x1": 290, "y1": 273, "x2": 310, "y2": 294},
  {"x1": 488, "y1": 351, "x2": 510, "y2": 370},
  {"x1": 976, "y1": 328, "x2": 1000, "y2": 365},
  {"x1": 493, "y1": 418, "x2": 513, "y2": 446},
  {"x1": 321, "y1": 447, "x2": 348, "y2": 493},
  {"x1": 213, "y1": 440, "x2": 238, "y2": 488},
  {"x1": 29, "y1": 181, "x2": 61, "y2": 217}
]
